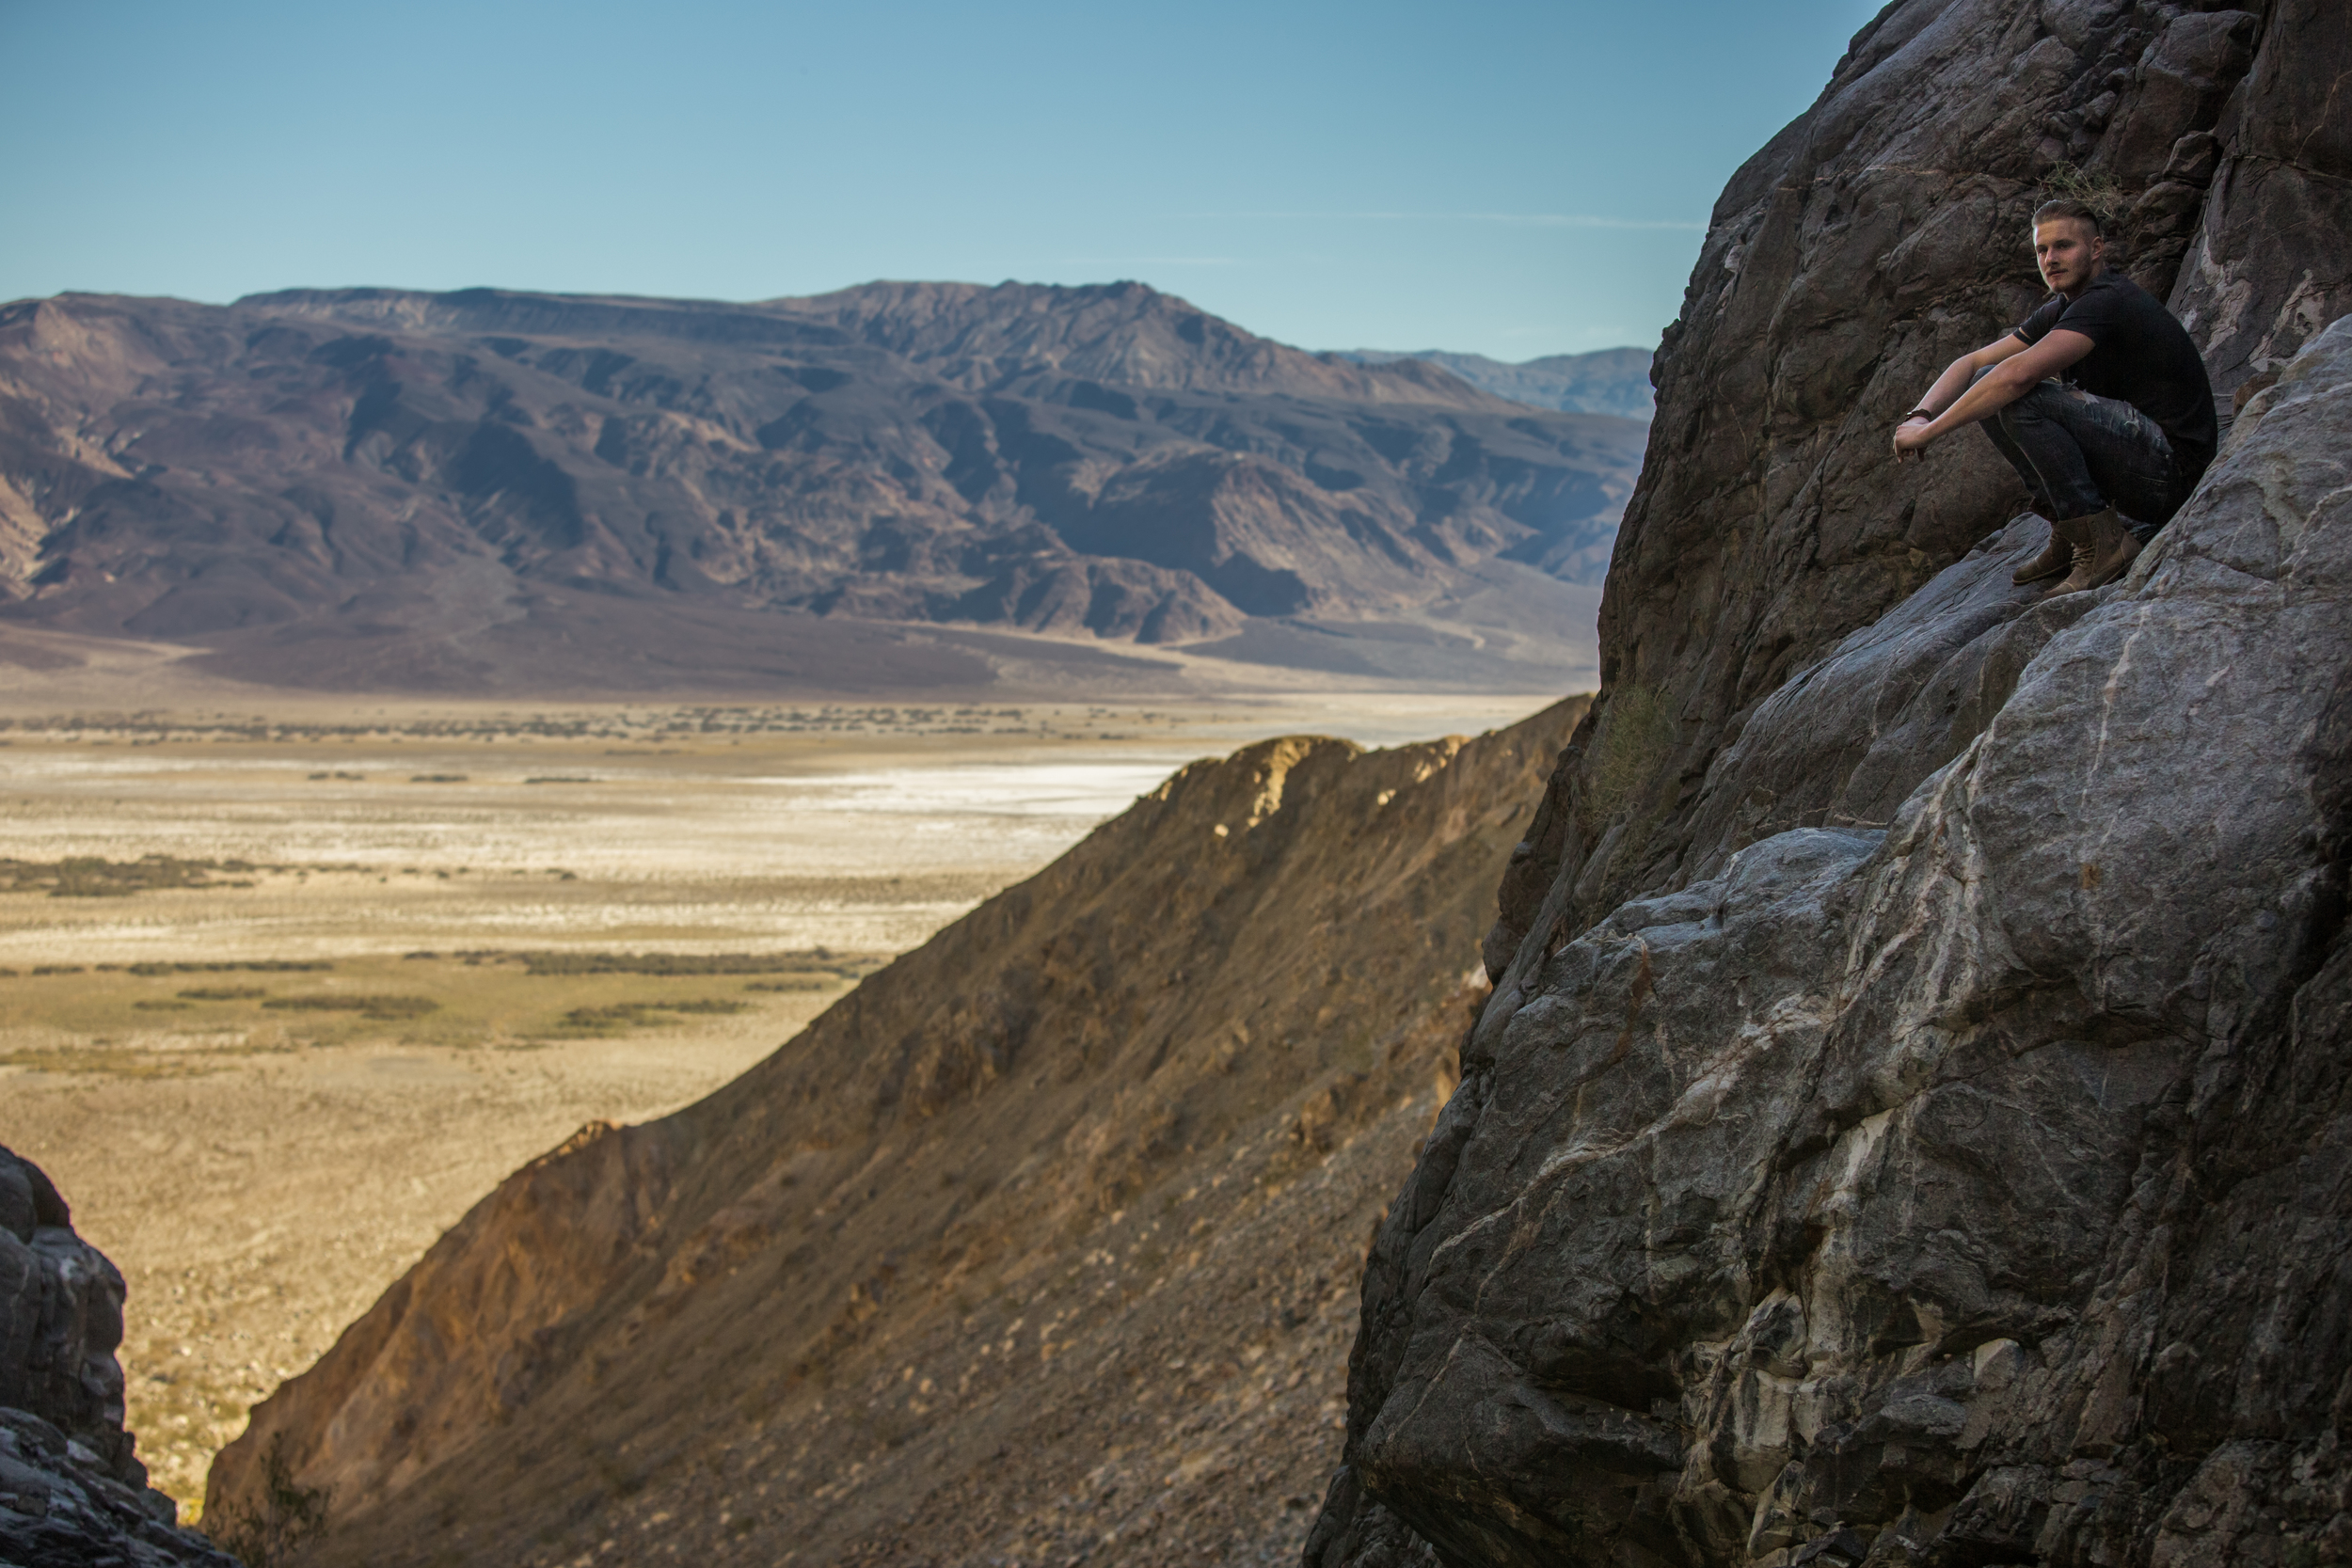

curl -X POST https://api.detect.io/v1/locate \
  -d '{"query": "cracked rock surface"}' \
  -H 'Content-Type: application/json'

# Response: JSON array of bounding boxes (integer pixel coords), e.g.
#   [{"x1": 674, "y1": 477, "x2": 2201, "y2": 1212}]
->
[
  {"x1": 1313, "y1": 307, "x2": 2352, "y2": 1568},
  {"x1": 1311, "y1": 0, "x2": 2352, "y2": 1560},
  {"x1": 1488, "y1": 0, "x2": 2339, "y2": 958}
]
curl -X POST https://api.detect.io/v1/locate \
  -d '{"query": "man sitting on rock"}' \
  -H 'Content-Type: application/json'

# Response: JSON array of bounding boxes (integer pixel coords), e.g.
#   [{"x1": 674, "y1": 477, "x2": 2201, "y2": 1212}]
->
[{"x1": 1892, "y1": 197, "x2": 2217, "y2": 594}]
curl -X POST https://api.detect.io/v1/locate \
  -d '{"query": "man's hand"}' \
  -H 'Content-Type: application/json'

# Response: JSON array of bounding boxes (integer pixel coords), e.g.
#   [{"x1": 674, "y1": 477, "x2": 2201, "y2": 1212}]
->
[{"x1": 1892, "y1": 331, "x2": 2046, "y2": 466}]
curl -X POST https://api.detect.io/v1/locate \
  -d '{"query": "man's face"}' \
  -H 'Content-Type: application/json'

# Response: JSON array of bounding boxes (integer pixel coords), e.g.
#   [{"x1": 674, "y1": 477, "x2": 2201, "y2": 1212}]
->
[{"x1": 2034, "y1": 218, "x2": 2106, "y2": 293}]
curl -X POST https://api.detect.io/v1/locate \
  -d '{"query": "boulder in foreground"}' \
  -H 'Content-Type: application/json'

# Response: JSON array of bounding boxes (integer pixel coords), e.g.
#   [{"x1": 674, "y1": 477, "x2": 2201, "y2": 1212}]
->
[{"x1": 2, "y1": 1143, "x2": 240, "y2": 1567}]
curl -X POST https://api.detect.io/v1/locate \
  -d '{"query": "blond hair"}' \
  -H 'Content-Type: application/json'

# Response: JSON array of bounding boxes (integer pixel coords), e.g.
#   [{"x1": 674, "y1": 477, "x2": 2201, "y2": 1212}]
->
[{"x1": 2033, "y1": 197, "x2": 2106, "y2": 237}]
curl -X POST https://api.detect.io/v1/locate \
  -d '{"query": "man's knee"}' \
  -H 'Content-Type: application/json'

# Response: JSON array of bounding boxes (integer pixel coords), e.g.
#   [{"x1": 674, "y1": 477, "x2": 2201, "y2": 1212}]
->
[
  {"x1": 1994, "y1": 375, "x2": 2063, "y2": 433},
  {"x1": 1972, "y1": 365, "x2": 2026, "y2": 431}
]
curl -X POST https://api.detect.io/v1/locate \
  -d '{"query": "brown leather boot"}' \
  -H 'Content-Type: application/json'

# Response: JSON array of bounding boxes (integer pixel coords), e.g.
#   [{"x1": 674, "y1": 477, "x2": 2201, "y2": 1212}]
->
[
  {"x1": 2044, "y1": 506, "x2": 2141, "y2": 596},
  {"x1": 2010, "y1": 518, "x2": 2072, "y2": 585}
]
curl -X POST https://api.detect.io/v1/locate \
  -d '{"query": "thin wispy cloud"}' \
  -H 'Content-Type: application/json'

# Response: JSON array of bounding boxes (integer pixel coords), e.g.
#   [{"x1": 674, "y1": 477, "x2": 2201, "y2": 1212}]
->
[{"x1": 1179, "y1": 211, "x2": 1707, "y2": 231}]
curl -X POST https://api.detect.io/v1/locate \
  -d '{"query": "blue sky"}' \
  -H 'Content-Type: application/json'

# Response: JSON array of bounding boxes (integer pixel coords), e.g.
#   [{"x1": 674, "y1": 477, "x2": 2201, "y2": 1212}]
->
[{"x1": 1, "y1": 0, "x2": 1883, "y2": 359}]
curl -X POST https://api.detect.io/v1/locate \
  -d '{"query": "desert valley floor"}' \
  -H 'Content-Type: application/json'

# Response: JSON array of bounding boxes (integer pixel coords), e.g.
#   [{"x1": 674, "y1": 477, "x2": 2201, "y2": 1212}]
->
[{"x1": 0, "y1": 685, "x2": 1554, "y2": 1513}]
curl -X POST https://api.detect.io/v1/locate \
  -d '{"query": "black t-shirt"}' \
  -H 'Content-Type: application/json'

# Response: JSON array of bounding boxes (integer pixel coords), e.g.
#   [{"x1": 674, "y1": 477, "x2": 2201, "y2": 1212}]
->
[{"x1": 2014, "y1": 272, "x2": 2217, "y2": 481}]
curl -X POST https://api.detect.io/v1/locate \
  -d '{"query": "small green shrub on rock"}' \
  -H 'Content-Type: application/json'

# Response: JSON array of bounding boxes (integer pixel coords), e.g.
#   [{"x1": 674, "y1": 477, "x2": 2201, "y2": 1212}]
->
[{"x1": 1585, "y1": 684, "x2": 1677, "y2": 827}]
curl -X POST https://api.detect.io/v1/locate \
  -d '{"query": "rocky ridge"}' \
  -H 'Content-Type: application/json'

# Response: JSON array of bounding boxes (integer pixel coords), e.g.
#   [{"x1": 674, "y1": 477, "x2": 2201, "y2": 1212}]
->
[
  {"x1": 1, "y1": 1144, "x2": 236, "y2": 1567},
  {"x1": 1310, "y1": 0, "x2": 2352, "y2": 1565},
  {"x1": 0, "y1": 281, "x2": 1642, "y2": 695},
  {"x1": 202, "y1": 697, "x2": 1588, "y2": 1565}
]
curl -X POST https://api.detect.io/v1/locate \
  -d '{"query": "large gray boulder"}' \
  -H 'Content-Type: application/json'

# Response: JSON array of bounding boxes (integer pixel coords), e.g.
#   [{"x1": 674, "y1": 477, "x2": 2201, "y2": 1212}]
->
[
  {"x1": 1308, "y1": 311, "x2": 2352, "y2": 1567},
  {"x1": 1310, "y1": 0, "x2": 2352, "y2": 1553}
]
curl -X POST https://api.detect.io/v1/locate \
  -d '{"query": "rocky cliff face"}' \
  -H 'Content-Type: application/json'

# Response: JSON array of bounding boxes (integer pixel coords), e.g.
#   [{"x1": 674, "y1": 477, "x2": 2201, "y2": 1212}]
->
[
  {"x1": 0, "y1": 280, "x2": 1641, "y2": 694},
  {"x1": 1, "y1": 1144, "x2": 237, "y2": 1566},
  {"x1": 1311, "y1": 1, "x2": 2352, "y2": 1565},
  {"x1": 203, "y1": 697, "x2": 1586, "y2": 1566},
  {"x1": 1488, "y1": 0, "x2": 2344, "y2": 948}
]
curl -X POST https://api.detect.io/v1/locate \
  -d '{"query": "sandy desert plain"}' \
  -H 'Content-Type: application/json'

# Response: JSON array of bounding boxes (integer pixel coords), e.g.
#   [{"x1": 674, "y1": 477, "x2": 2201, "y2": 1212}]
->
[{"x1": 0, "y1": 641, "x2": 1560, "y2": 1516}]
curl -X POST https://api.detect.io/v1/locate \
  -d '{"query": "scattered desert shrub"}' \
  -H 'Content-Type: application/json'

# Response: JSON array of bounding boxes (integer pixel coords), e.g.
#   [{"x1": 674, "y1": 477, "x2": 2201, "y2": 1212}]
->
[
  {"x1": 133, "y1": 1000, "x2": 194, "y2": 1011},
  {"x1": 179, "y1": 987, "x2": 267, "y2": 1001},
  {"x1": 0, "y1": 1046, "x2": 207, "y2": 1078},
  {"x1": 127, "y1": 960, "x2": 332, "y2": 976},
  {"x1": 745, "y1": 977, "x2": 833, "y2": 992},
  {"x1": 508, "y1": 950, "x2": 857, "y2": 977},
  {"x1": 551, "y1": 998, "x2": 751, "y2": 1035},
  {"x1": 262, "y1": 995, "x2": 439, "y2": 1020},
  {"x1": 0, "y1": 855, "x2": 255, "y2": 897}
]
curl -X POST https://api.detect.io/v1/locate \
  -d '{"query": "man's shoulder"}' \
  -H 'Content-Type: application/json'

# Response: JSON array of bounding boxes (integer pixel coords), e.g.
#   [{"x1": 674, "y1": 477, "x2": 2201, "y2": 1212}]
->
[
  {"x1": 2017, "y1": 293, "x2": 2067, "y2": 339},
  {"x1": 2086, "y1": 272, "x2": 2156, "y2": 307},
  {"x1": 2089, "y1": 271, "x2": 2173, "y2": 317},
  {"x1": 2060, "y1": 272, "x2": 2178, "y2": 332}
]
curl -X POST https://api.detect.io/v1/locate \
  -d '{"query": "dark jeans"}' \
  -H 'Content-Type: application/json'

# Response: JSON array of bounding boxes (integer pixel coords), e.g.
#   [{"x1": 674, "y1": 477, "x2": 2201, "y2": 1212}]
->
[{"x1": 1978, "y1": 375, "x2": 2186, "y2": 529}]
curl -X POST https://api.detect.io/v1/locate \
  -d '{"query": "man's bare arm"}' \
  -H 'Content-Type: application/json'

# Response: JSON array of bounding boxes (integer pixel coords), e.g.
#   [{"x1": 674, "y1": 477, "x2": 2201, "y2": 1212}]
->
[
  {"x1": 1894, "y1": 330, "x2": 2094, "y2": 459},
  {"x1": 1915, "y1": 335, "x2": 2029, "y2": 419}
]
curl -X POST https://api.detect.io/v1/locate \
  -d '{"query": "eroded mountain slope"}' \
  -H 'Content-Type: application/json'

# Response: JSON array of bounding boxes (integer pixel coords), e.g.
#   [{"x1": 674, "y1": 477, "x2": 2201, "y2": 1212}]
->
[
  {"x1": 0, "y1": 282, "x2": 1641, "y2": 693},
  {"x1": 203, "y1": 696, "x2": 1586, "y2": 1566}
]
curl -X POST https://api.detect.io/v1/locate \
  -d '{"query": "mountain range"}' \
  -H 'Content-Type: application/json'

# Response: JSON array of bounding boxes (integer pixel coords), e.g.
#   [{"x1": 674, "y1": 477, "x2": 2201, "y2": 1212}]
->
[
  {"x1": 1332, "y1": 346, "x2": 1655, "y2": 420},
  {"x1": 0, "y1": 283, "x2": 1647, "y2": 696}
]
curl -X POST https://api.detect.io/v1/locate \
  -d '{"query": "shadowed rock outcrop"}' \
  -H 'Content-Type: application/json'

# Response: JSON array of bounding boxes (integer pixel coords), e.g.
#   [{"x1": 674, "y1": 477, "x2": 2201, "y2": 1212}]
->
[
  {"x1": 1, "y1": 1144, "x2": 237, "y2": 1566},
  {"x1": 1311, "y1": 0, "x2": 2352, "y2": 1562}
]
